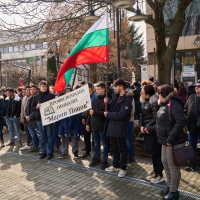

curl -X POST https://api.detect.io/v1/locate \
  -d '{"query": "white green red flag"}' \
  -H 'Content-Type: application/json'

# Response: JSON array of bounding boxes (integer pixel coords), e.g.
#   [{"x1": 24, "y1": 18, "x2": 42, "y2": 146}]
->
[{"x1": 53, "y1": 12, "x2": 109, "y2": 92}]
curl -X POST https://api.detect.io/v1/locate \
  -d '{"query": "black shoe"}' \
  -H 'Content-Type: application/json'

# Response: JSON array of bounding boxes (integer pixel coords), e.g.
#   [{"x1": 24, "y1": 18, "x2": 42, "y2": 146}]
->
[
  {"x1": 127, "y1": 156, "x2": 136, "y2": 163},
  {"x1": 39, "y1": 154, "x2": 47, "y2": 159},
  {"x1": 101, "y1": 160, "x2": 109, "y2": 170},
  {"x1": 6, "y1": 142, "x2": 15, "y2": 146},
  {"x1": 28, "y1": 146, "x2": 39, "y2": 152},
  {"x1": 80, "y1": 153, "x2": 90, "y2": 158},
  {"x1": 162, "y1": 191, "x2": 179, "y2": 200},
  {"x1": 184, "y1": 166, "x2": 196, "y2": 172},
  {"x1": 59, "y1": 154, "x2": 68, "y2": 159},
  {"x1": 47, "y1": 154, "x2": 53, "y2": 160},
  {"x1": 89, "y1": 158, "x2": 100, "y2": 167},
  {"x1": 160, "y1": 187, "x2": 169, "y2": 196},
  {"x1": 81, "y1": 148, "x2": 86, "y2": 151},
  {"x1": 74, "y1": 151, "x2": 79, "y2": 158}
]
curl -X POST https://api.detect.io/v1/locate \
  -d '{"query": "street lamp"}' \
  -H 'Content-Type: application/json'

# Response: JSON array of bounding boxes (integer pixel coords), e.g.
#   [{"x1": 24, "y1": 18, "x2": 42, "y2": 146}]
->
[
  {"x1": 128, "y1": 0, "x2": 147, "y2": 22},
  {"x1": 112, "y1": 0, "x2": 135, "y2": 9},
  {"x1": 83, "y1": 0, "x2": 100, "y2": 22}
]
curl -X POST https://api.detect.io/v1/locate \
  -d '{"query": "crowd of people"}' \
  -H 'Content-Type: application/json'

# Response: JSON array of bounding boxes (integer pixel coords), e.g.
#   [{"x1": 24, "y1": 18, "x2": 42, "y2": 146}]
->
[{"x1": 0, "y1": 77, "x2": 199, "y2": 200}]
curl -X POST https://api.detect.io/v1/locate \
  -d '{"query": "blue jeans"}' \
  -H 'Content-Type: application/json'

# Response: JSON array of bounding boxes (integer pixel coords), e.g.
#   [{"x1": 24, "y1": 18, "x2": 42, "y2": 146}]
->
[
  {"x1": 36, "y1": 121, "x2": 54, "y2": 155},
  {"x1": 6, "y1": 117, "x2": 21, "y2": 143},
  {"x1": 53, "y1": 122, "x2": 59, "y2": 148},
  {"x1": 28, "y1": 127, "x2": 39, "y2": 147},
  {"x1": 189, "y1": 132, "x2": 200, "y2": 167},
  {"x1": 126, "y1": 121, "x2": 134, "y2": 157},
  {"x1": 93, "y1": 131, "x2": 108, "y2": 161}
]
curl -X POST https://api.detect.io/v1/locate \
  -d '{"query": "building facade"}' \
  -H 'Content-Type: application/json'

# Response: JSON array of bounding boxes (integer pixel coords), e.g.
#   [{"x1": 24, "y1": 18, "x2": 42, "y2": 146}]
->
[{"x1": 146, "y1": 0, "x2": 200, "y2": 87}]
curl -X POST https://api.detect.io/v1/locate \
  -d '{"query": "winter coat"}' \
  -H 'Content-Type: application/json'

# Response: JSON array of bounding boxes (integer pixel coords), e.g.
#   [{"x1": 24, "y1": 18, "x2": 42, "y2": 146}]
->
[
  {"x1": 0, "y1": 95, "x2": 5, "y2": 117},
  {"x1": 31, "y1": 91, "x2": 55, "y2": 121},
  {"x1": 105, "y1": 91, "x2": 133, "y2": 138},
  {"x1": 24, "y1": 96, "x2": 37, "y2": 128},
  {"x1": 5, "y1": 94, "x2": 21, "y2": 118},
  {"x1": 21, "y1": 95, "x2": 32, "y2": 118},
  {"x1": 133, "y1": 87, "x2": 141, "y2": 107},
  {"x1": 185, "y1": 94, "x2": 200, "y2": 133},
  {"x1": 147, "y1": 91, "x2": 186, "y2": 146},
  {"x1": 86, "y1": 95, "x2": 106, "y2": 132},
  {"x1": 140, "y1": 94, "x2": 161, "y2": 155},
  {"x1": 58, "y1": 115, "x2": 84, "y2": 137}
]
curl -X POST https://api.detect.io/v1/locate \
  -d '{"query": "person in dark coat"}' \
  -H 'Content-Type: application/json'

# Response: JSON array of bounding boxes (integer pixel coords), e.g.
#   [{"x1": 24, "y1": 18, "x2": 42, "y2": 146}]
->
[
  {"x1": 85, "y1": 82, "x2": 108, "y2": 170},
  {"x1": 139, "y1": 85, "x2": 164, "y2": 184},
  {"x1": 184, "y1": 79, "x2": 200, "y2": 169},
  {"x1": 31, "y1": 81, "x2": 55, "y2": 160},
  {"x1": 104, "y1": 78, "x2": 132, "y2": 178},
  {"x1": 0, "y1": 95, "x2": 5, "y2": 147},
  {"x1": 177, "y1": 82, "x2": 187, "y2": 107},
  {"x1": 25, "y1": 85, "x2": 39, "y2": 152},
  {"x1": 133, "y1": 82, "x2": 141, "y2": 119},
  {"x1": 146, "y1": 85, "x2": 186, "y2": 200},
  {"x1": 5, "y1": 88, "x2": 22, "y2": 146}
]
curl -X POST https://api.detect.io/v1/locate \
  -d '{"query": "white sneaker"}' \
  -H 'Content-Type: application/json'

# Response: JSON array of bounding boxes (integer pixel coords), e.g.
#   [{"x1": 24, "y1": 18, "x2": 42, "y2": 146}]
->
[
  {"x1": 20, "y1": 145, "x2": 31, "y2": 151},
  {"x1": 118, "y1": 169, "x2": 127, "y2": 178},
  {"x1": 105, "y1": 166, "x2": 120, "y2": 172},
  {"x1": 146, "y1": 172, "x2": 157, "y2": 181},
  {"x1": 150, "y1": 176, "x2": 165, "y2": 184}
]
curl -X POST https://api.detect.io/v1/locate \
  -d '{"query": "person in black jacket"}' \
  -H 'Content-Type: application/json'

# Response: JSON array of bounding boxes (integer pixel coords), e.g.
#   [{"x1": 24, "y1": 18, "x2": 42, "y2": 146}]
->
[
  {"x1": 146, "y1": 85, "x2": 186, "y2": 200},
  {"x1": 5, "y1": 88, "x2": 22, "y2": 146},
  {"x1": 85, "y1": 82, "x2": 108, "y2": 170},
  {"x1": 31, "y1": 81, "x2": 55, "y2": 160},
  {"x1": 104, "y1": 78, "x2": 132, "y2": 178},
  {"x1": 0, "y1": 95, "x2": 5, "y2": 147},
  {"x1": 185, "y1": 79, "x2": 200, "y2": 169},
  {"x1": 25, "y1": 85, "x2": 39, "y2": 152},
  {"x1": 140, "y1": 85, "x2": 164, "y2": 184},
  {"x1": 133, "y1": 82, "x2": 141, "y2": 120}
]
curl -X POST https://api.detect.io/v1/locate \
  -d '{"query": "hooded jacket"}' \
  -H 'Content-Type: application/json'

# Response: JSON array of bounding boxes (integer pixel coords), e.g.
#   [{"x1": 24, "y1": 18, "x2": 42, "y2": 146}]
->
[
  {"x1": 147, "y1": 91, "x2": 186, "y2": 145},
  {"x1": 105, "y1": 91, "x2": 133, "y2": 138},
  {"x1": 5, "y1": 94, "x2": 21, "y2": 118}
]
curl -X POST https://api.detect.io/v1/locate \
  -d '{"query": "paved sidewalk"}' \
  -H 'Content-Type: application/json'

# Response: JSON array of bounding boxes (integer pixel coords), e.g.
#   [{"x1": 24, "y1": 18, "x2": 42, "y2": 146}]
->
[{"x1": 0, "y1": 131, "x2": 199, "y2": 200}]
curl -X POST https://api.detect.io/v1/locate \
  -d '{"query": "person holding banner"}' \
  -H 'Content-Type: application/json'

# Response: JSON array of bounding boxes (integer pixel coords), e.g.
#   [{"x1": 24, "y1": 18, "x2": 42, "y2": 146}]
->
[
  {"x1": 104, "y1": 78, "x2": 132, "y2": 178},
  {"x1": 31, "y1": 81, "x2": 55, "y2": 160},
  {"x1": 86, "y1": 82, "x2": 109, "y2": 170},
  {"x1": 58, "y1": 87, "x2": 84, "y2": 159}
]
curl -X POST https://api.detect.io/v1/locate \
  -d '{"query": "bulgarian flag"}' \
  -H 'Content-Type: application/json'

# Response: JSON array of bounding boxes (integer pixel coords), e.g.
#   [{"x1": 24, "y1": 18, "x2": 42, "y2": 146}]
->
[{"x1": 53, "y1": 12, "x2": 109, "y2": 92}]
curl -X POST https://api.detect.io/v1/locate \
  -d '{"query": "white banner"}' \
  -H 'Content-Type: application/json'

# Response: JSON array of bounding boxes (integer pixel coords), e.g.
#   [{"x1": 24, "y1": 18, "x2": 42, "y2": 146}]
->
[{"x1": 40, "y1": 84, "x2": 91, "y2": 126}]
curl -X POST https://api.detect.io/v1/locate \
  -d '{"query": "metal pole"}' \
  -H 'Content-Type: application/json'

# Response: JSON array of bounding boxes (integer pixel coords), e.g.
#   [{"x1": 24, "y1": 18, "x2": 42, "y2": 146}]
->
[
  {"x1": 116, "y1": 8, "x2": 121, "y2": 78},
  {"x1": 72, "y1": 68, "x2": 78, "y2": 88},
  {"x1": 56, "y1": 53, "x2": 60, "y2": 72},
  {"x1": 0, "y1": 51, "x2": 2, "y2": 86},
  {"x1": 28, "y1": 69, "x2": 31, "y2": 85}
]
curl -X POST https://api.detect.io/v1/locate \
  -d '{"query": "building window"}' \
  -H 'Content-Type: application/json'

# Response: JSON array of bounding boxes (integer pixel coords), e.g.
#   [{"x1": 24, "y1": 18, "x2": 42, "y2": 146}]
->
[
  {"x1": 31, "y1": 44, "x2": 35, "y2": 50},
  {"x1": 0, "y1": 47, "x2": 2, "y2": 53},
  {"x1": 14, "y1": 46, "x2": 18, "y2": 52},
  {"x1": 25, "y1": 44, "x2": 30, "y2": 51},
  {"x1": 3, "y1": 47, "x2": 8, "y2": 53},
  {"x1": 20, "y1": 45, "x2": 24, "y2": 52},
  {"x1": 8, "y1": 46, "x2": 13, "y2": 53},
  {"x1": 36, "y1": 43, "x2": 42, "y2": 49},
  {"x1": 43, "y1": 42, "x2": 48, "y2": 49}
]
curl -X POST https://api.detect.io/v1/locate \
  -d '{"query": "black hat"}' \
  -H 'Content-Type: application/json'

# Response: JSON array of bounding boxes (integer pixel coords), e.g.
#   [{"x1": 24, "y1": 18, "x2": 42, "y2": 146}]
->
[{"x1": 133, "y1": 81, "x2": 139, "y2": 87}]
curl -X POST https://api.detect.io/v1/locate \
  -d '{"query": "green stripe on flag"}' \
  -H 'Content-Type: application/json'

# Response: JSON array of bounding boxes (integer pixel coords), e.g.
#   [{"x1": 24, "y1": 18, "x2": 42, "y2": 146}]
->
[
  {"x1": 64, "y1": 68, "x2": 74, "y2": 86},
  {"x1": 69, "y1": 28, "x2": 109, "y2": 57}
]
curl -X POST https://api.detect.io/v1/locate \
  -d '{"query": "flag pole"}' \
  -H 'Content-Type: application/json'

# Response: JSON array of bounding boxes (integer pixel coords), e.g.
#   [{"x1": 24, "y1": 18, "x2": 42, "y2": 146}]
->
[{"x1": 105, "y1": 0, "x2": 109, "y2": 112}]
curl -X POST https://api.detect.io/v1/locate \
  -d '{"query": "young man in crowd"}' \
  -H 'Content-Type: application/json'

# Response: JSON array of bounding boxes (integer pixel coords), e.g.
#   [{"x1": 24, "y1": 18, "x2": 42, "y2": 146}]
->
[
  {"x1": 17, "y1": 88, "x2": 23, "y2": 99},
  {"x1": 104, "y1": 78, "x2": 132, "y2": 178},
  {"x1": 81, "y1": 83, "x2": 97, "y2": 158},
  {"x1": 25, "y1": 85, "x2": 39, "y2": 152},
  {"x1": 20, "y1": 86, "x2": 33, "y2": 151},
  {"x1": 5, "y1": 88, "x2": 22, "y2": 146},
  {"x1": 133, "y1": 81, "x2": 141, "y2": 120},
  {"x1": 185, "y1": 79, "x2": 200, "y2": 171},
  {"x1": 86, "y1": 82, "x2": 109, "y2": 170},
  {"x1": 31, "y1": 81, "x2": 55, "y2": 160}
]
